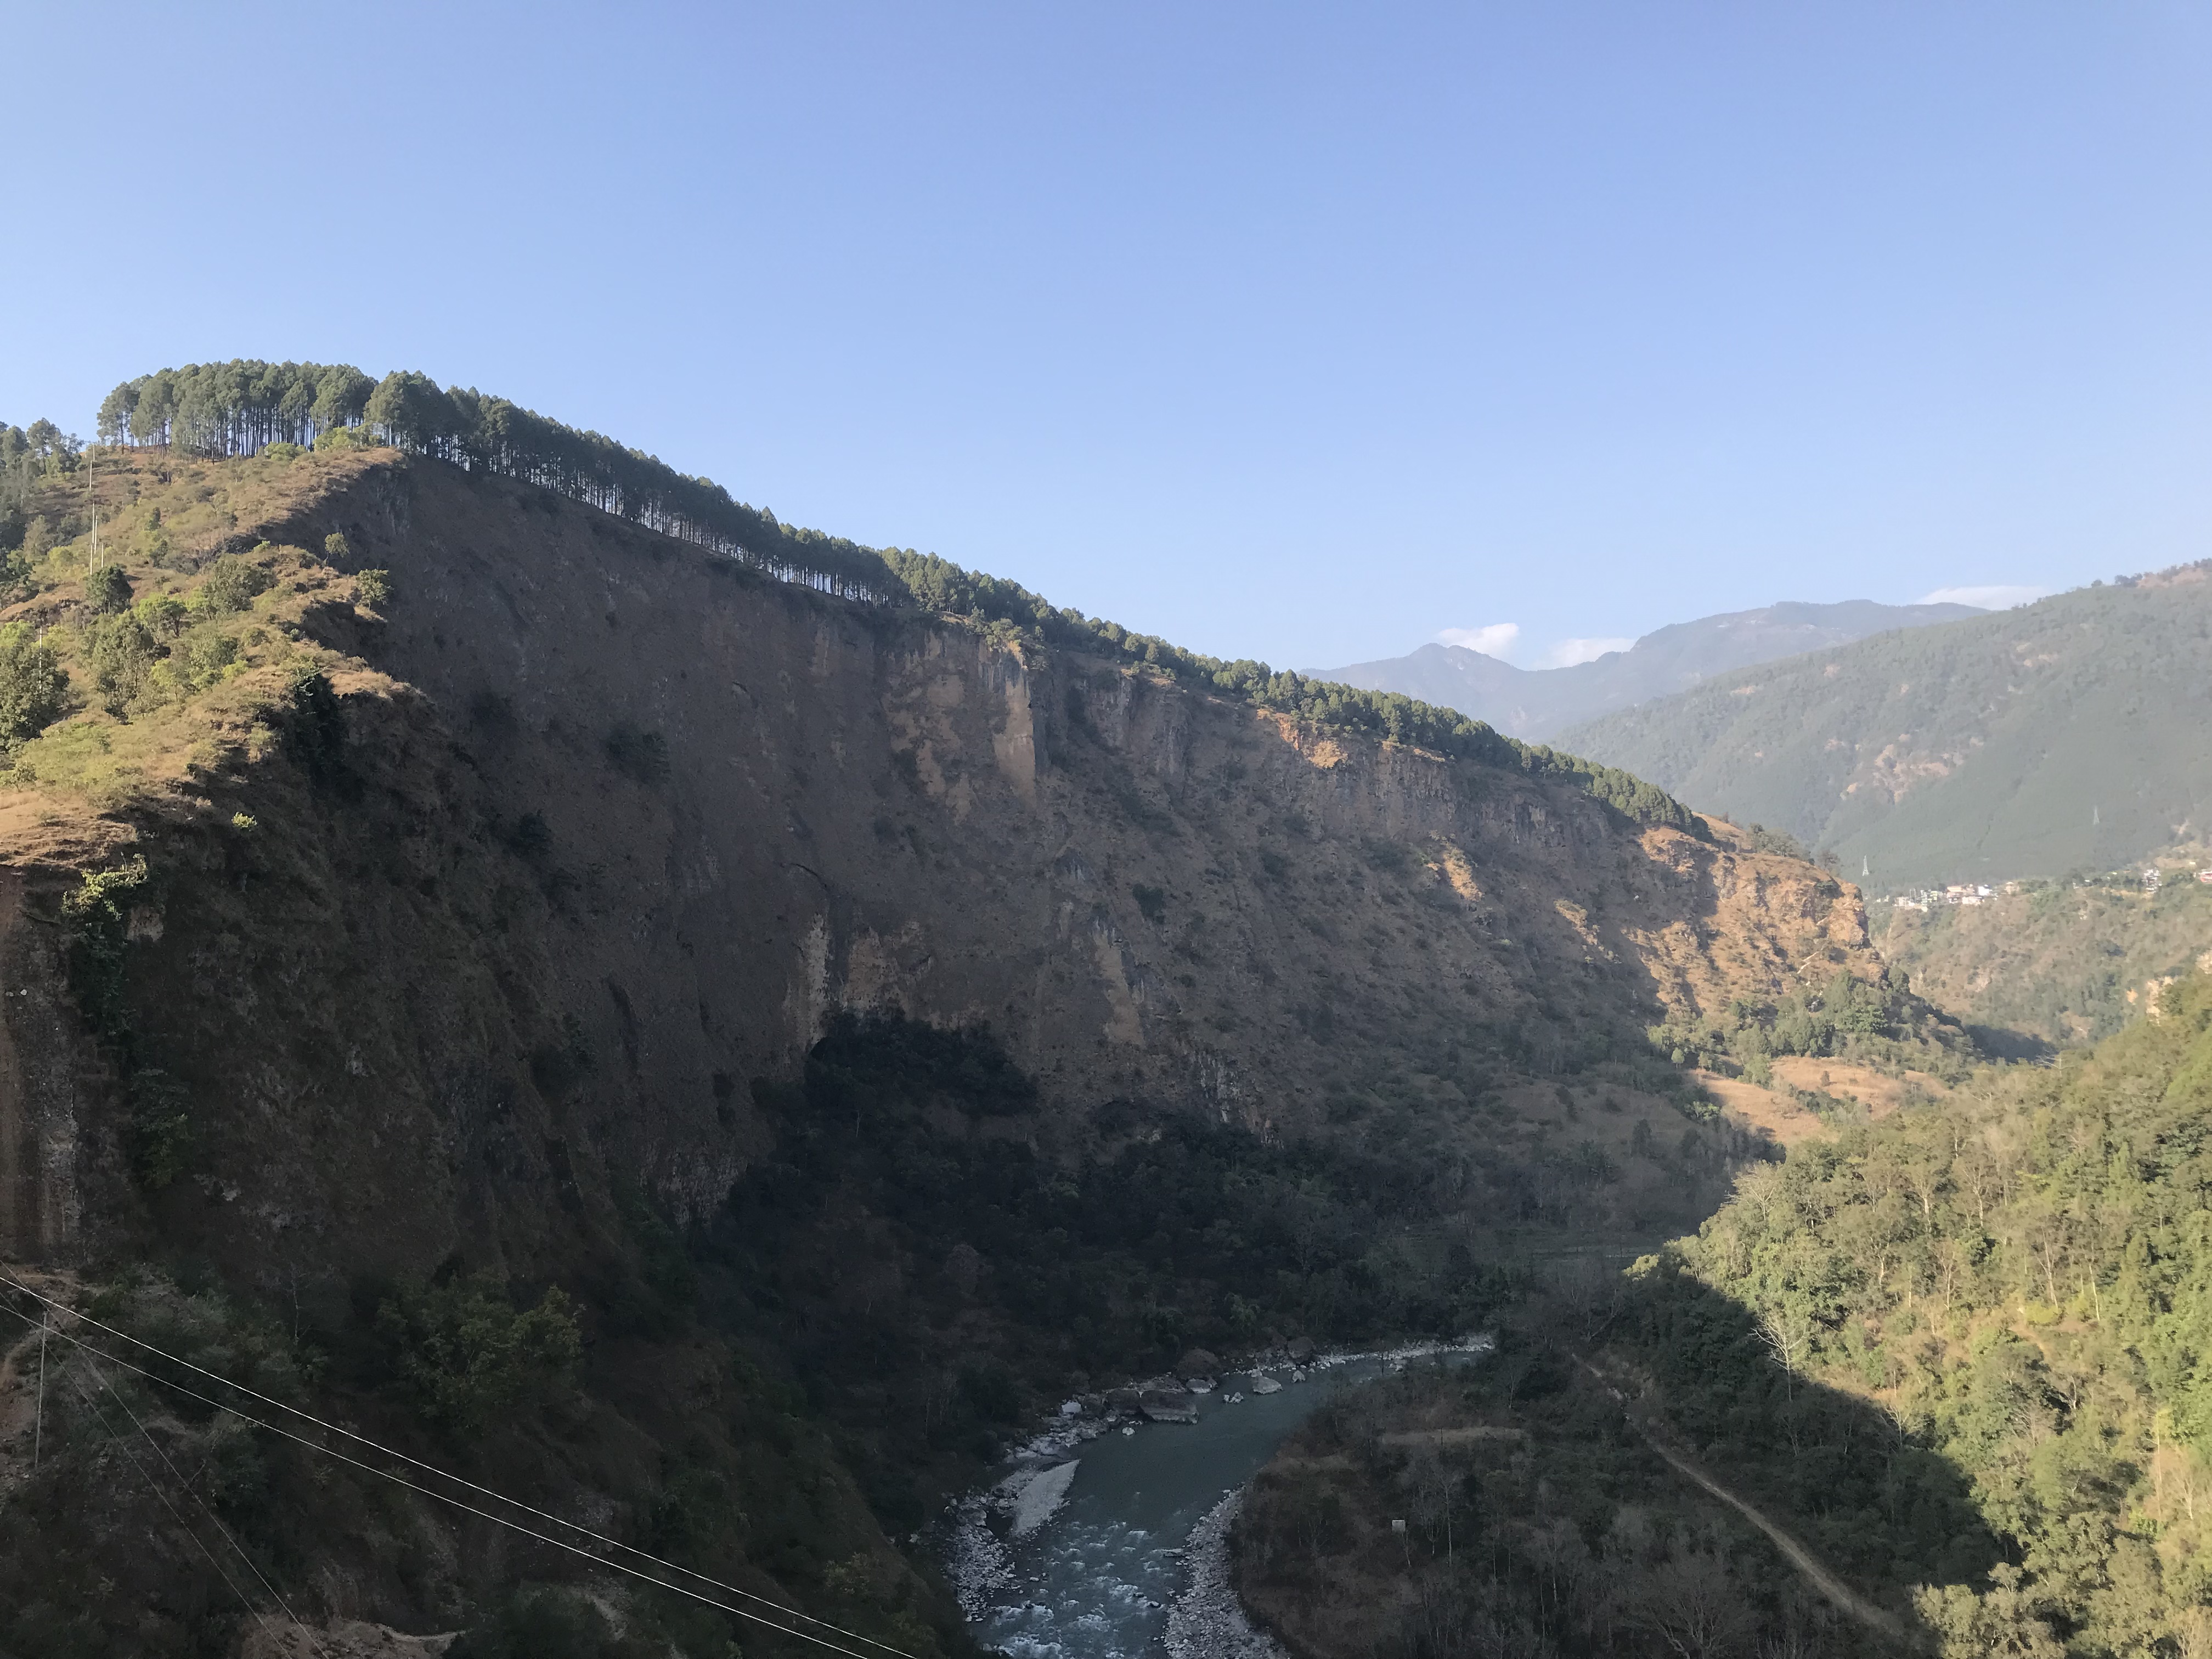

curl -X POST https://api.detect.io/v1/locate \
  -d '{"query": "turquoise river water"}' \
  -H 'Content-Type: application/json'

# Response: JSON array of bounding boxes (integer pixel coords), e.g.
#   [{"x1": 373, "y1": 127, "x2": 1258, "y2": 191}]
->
[{"x1": 949, "y1": 1346, "x2": 1485, "y2": 1658}]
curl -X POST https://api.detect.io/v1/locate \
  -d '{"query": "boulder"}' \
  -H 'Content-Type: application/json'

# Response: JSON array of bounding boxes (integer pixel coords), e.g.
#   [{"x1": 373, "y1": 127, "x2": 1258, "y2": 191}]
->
[
  {"x1": 1286, "y1": 1336, "x2": 1316, "y2": 1363},
  {"x1": 1138, "y1": 1389, "x2": 1198, "y2": 1424},
  {"x1": 1178, "y1": 1347, "x2": 1223, "y2": 1376}
]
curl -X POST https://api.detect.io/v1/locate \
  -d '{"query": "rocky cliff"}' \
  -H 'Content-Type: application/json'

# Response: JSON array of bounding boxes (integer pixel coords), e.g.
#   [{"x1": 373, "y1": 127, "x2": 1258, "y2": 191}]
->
[
  {"x1": 0, "y1": 447, "x2": 1903, "y2": 1280},
  {"x1": 0, "y1": 444, "x2": 1927, "y2": 1652}
]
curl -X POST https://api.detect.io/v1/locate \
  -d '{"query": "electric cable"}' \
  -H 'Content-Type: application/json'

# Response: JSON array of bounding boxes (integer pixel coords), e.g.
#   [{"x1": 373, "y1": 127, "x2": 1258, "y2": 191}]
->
[
  {"x1": 0, "y1": 1267, "x2": 911, "y2": 1656},
  {"x1": 83, "y1": 1355, "x2": 335, "y2": 1659},
  {"x1": 65, "y1": 1370, "x2": 282, "y2": 1648},
  {"x1": 0, "y1": 1294, "x2": 918, "y2": 1659}
]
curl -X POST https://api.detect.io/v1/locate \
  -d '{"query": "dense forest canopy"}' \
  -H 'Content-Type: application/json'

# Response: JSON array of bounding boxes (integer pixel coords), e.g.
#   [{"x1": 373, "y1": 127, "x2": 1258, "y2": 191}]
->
[
  {"x1": 82, "y1": 362, "x2": 1706, "y2": 833},
  {"x1": 1634, "y1": 969, "x2": 2212, "y2": 1655}
]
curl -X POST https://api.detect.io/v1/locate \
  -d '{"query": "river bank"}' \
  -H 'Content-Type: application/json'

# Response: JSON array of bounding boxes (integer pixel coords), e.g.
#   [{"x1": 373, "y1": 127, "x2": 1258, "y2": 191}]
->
[{"x1": 944, "y1": 1338, "x2": 1490, "y2": 1656}]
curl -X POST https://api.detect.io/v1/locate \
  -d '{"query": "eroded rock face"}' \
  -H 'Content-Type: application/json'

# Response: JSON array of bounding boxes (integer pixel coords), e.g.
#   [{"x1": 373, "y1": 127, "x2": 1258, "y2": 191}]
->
[{"x1": 0, "y1": 452, "x2": 1893, "y2": 1282}]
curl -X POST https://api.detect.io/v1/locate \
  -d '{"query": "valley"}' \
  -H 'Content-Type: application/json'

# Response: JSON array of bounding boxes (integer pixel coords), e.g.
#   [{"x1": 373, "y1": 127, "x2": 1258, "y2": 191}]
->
[
  {"x1": 1, "y1": 367, "x2": 2207, "y2": 1659},
  {"x1": 0, "y1": 378, "x2": 1926, "y2": 1658}
]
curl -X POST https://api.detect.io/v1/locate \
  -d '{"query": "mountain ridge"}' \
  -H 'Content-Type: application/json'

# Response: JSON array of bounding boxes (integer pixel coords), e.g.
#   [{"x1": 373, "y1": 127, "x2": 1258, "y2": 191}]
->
[
  {"x1": 1555, "y1": 566, "x2": 2212, "y2": 890},
  {"x1": 1309, "y1": 598, "x2": 1985, "y2": 741}
]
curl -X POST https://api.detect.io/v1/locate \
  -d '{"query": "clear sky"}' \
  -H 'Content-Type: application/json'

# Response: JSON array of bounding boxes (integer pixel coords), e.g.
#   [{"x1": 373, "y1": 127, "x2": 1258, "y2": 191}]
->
[{"x1": 4, "y1": 3, "x2": 2207, "y2": 670}]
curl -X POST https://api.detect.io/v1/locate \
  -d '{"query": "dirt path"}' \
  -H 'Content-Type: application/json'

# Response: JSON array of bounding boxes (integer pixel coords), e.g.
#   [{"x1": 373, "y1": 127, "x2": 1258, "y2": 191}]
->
[{"x1": 1577, "y1": 1358, "x2": 1909, "y2": 1645}]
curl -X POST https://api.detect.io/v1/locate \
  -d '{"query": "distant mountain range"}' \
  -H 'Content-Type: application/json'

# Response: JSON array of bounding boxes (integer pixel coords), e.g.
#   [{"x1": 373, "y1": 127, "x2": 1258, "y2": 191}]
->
[
  {"x1": 1308, "y1": 600, "x2": 1984, "y2": 741},
  {"x1": 1555, "y1": 568, "x2": 2212, "y2": 889}
]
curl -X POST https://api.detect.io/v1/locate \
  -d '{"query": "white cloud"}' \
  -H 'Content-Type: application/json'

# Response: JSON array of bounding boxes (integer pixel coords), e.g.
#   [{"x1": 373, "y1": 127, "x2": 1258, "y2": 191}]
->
[
  {"x1": 1918, "y1": 584, "x2": 2048, "y2": 610},
  {"x1": 1541, "y1": 636, "x2": 1635, "y2": 669},
  {"x1": 1436, "y1": 622, "x2": 1520, "y2": 658}
]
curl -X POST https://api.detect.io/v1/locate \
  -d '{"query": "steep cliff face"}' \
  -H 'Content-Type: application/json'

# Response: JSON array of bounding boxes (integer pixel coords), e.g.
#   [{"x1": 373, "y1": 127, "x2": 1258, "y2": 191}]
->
[
  {"x1": 0, "y1": 445, "x2": 1942, "y2": 1652},
  {"x1": 0, "y1": 448, "x2": 1898, "y2": 1281}
]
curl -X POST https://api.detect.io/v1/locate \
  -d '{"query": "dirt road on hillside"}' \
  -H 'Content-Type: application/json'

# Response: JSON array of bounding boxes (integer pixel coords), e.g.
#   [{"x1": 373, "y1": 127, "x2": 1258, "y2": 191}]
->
[{"x1": 1577, "y1": 1358, "x2": 1910, "y2": 1645}]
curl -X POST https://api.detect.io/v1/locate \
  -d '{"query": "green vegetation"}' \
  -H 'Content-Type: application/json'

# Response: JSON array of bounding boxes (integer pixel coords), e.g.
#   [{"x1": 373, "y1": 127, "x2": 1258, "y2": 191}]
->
[
  {"x1": 0, "y1": 621, "x2": 66, "y2": 749},
  {"x1": 1878, "y1": 866, "x2": 2212, "y2": 1053},
  {"x1": 0, "y1": 1254, "x2": 962, "y2": 1659},
  {"x1": 1238, "y1": 1344, "x2": 1924, "y2": 1657},
  {"x1": 708, "y1": 1012, "x2": 1526, "y2": 1528},
  {"x1": 373, "y1": 1273, "x2": 582, "y2": 1436},
  {"x1": 0, "y1": 452, "x2": 317, "y2": 806},
  {"x1": 0, "y1": 375, "x2": 1888, "y2": 1653},
  {"x1": 0, "y1": 419, "x2": 80, "y2": 556},
  {"x1": 1626, "y1": 972, "x2": 2212, "y2": 1653},
  {"x1": 1645, "y1": 965, "x2": 1975, "y2": 1085},
  {"x1": 1558, "y1": 569, "x2": 2212, "y2": 888},
  {"x1": 56, "y1": 858, "x2": 196, "y2": 1188},
  {"x1": 1255, "y1": 970, "x2": 2212, "y2": 1657},
  {"x1": 1314, "y1": 599, "x2": 1987, "y2": 744},
  {"x1": 88, "y1": 362, "x2": 1708, "y2": 833}
]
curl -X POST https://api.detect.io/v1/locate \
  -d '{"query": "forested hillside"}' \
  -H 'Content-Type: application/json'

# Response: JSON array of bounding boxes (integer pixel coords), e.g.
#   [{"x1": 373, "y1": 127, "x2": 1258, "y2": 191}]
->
[
  {"x1": 1640, "y1": 968, "x2": 2212, "y2": 1655},
  {"x1": 1314, "y1": 599, "x2": 1982, "y2": 742},
  {"x1": 0, "y1": 371, "x2": 1916, "y2": 1656},
  {"x1": 1556, "y1": 572, "x2": 2212, "y2": 891},
  {"x1": 1876, "y1": 857, "x2": 2212, "y2": 1054},
  {"x1": 1241, "y1": 969, "x2": 2212, "y2": 1658}
]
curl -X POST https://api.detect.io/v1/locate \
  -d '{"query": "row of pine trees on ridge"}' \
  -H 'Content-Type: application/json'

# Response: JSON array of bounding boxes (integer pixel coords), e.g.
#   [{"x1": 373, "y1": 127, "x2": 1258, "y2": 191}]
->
[{"x1": 75, "y1": 359, "x2": 1700, "y2": 833}]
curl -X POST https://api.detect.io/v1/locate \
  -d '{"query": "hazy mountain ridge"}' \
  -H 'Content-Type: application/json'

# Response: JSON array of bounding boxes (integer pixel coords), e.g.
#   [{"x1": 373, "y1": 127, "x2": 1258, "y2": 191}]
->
[
  {"x1": 1556, "y1": 567, "x2": 2212, "y2": 891},
  {"x1": 1310, "y1": 599, "x2": 1984, "y2": 741}
]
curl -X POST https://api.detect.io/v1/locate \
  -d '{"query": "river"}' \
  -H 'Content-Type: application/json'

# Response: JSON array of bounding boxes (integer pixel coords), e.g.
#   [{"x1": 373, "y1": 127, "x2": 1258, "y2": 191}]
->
[{"x1": 945, "y1": 1342, "x2": 1488, "y2": 1658}]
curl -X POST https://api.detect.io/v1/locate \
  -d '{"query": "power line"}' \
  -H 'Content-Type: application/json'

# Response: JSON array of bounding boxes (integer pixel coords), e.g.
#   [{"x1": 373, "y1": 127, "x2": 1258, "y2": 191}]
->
[
  {"x1": 83, "y1": 1355, "x2": 335, "y2": 1659},
  {"x1": 0, "y1": 1291, "x2": 921, "y2": 1659},
  {"x1": 0, "y1": 1268, "x2": 906, "y2": 1653},
  {"x1": 65, "y1": 1370, "x2": 283, "y2": 1649}
]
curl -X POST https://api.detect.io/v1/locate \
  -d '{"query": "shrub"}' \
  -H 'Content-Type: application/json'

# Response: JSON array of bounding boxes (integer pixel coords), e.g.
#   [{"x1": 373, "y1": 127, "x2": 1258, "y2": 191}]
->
[
  {"x1": 194, "y1": 553, "x2": 271, "y2": 614},
  {"x1": 174, "y1": 627, "x2": 240, "y2": 692},
  {"x1": 1745, "y1": 822, "x2": 1811, "y2": 860},
  {"x1": 283, "y1": 665, "x2": 347, "y2": 783},
  {"x1": 506, "y1": 810, "x2": 552, "y2": 860},
  {"x1": 354, "y1": 568, "x2": 392, "y2": 608},
  {"x1": 528, "y1": 1013, "x2": 595, "y2": 1098},
  {"x1": 324, "y1": 532, "x2": 352, "y2": 561},
  {"x1": 86, "y1": 565, "x2": 132, "y2": 614},
  {"x1": 313, "y1": 425, "x2": 383, "y2": 454},
  {"x1": 126, "y1": 1069, "x2": 194, "y2": 1189},
  {"x1": 0, "y1": 546, "x2": 36, "y2": 601},
  {"x1": 83, "y1": 614, "x2": 160, "y2": 715},
  {"x1": 0, "y1": 622, "x2": 68, "y2": 749},
  {"x1": 375, "y1": 1273, "x2": 582, "y2": 1436},
  {"x1": 132, "y1": 592, "x2": 188, "y2": 639}
]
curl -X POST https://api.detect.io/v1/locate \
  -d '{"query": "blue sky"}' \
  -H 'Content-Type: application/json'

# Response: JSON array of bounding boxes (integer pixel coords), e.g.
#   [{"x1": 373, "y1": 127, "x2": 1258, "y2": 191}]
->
[{"x1": 4, "y1": 3, "x2": 2206, "y2": 670}]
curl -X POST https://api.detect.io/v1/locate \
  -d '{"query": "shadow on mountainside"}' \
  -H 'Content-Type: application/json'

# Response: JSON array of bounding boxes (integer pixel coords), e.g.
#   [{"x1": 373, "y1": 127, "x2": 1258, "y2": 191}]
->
[
  {"x1": 1236, "y1": 1265, "x2": 1997, "y2": 1658},
  {"x1": 1956, "y1": 1021, "x2": 2059, "y2": 1064}
]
